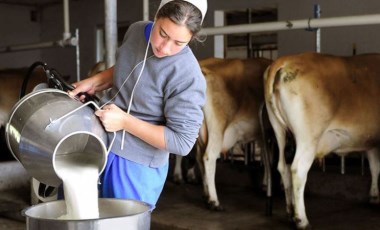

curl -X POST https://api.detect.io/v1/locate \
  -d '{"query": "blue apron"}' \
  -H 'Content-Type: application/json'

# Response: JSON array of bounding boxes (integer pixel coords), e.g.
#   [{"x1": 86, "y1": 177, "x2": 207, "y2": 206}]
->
[{"x1": 99, "y1": 152, "x2": 168, "y2": 209}]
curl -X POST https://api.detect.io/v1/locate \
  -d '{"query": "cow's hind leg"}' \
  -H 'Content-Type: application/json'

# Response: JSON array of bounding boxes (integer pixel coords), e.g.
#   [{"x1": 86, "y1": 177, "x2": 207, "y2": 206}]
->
[
  {"x1": 367, "y1": 149, "x2": 380, "y2": 204},
  {"x1": 173, "y1": 147, "x2": 198, "y2": 184},
  {"x1": 203, "y1": 141, "x2": 224, "y2": 211},
  {"x1": 186, "y1": 166, "x2": 197, "y2": 183},
  {"x1": 291, "y1": 144, "x2": 315, "y2": 230},
  {"x1": 266, "y1": 105, "x2": 294, "y2": 219},
  {"x1": 276, "y1": 133, "x2": 294, "y2": 220},
  {"x1": 196, "y1": 141, "x2": 222, "y2": 209},
  {"x1": 173, "y1": 155, "x2": 184, "y2": 184},
  {"x1": 195, "y1": 144, "x2": 208, "y2": 198}
]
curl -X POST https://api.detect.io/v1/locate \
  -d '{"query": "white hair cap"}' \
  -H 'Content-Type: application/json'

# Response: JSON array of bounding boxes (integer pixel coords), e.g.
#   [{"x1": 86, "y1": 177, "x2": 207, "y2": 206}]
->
[{"x1": 158, "y1": 0, "x2": 207, "y2": 24}]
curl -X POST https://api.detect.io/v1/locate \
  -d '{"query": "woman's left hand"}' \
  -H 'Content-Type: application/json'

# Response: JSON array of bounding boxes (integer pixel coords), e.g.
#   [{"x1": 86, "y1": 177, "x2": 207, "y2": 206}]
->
[{"x1": 95, "y1": 104, "x2": 128, "y2": 132}]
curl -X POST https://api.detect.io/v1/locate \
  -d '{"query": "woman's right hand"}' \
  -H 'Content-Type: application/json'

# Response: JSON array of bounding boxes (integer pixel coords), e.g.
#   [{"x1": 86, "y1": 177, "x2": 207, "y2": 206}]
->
[
  {"x1": 68, "y1": 66, "x2": 114, "y2": 102},
  {"x1": 68, "y1": 78, "x2": 96, "y2": 102}
]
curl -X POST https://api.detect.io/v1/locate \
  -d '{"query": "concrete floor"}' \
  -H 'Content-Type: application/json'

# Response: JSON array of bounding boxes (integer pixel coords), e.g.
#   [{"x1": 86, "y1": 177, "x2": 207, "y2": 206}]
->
[
  {"x1": 151, "y1": 158, "x2": 380, "y2": 230},
  {"x1": 152, "y1": 181, "x2": 380, "y2": 230},
  {"x1": 0, "y1": 158, "x2": 379, "y2": 230}
]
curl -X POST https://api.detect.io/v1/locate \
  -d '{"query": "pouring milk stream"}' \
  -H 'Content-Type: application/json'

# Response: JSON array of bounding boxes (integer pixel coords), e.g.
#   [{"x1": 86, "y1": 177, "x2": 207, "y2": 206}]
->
[{"x1": 55, "y1": 152, "x2": 100, "y2": 219}]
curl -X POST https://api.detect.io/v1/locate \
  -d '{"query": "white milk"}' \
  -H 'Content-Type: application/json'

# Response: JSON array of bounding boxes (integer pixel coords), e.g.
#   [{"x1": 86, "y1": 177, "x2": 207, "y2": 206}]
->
[{"x1": 54, "y1": 152, "x2": 101, "y2": 219}]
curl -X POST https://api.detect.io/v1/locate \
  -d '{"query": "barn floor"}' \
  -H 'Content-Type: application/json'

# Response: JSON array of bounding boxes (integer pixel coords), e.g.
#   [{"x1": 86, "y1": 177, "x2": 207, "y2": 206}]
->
[
  {"x1": 0, "y1": 157, "x2": 379, "y2": 230},
  {"x1": 150, "y1": 157, "x2": 380, "y2": 230}
]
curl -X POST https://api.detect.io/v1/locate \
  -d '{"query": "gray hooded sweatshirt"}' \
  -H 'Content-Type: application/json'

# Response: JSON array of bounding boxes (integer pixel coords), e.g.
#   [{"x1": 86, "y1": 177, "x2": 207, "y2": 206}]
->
[{"x1": 101, "y1": 21, "x2": 206, "y2": 168}]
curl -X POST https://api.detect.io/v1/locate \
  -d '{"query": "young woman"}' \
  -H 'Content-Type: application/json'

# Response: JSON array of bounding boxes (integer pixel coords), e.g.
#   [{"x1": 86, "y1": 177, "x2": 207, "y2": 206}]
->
[{"x1": 68, "y1": 0, "x2": 207, "y2": 209}]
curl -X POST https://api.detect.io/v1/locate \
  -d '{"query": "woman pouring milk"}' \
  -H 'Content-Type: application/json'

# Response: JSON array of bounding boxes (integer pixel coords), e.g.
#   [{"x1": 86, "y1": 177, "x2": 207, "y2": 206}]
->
[{"x1": 68, "y1": 0, "x2": 207, "y2": 209}]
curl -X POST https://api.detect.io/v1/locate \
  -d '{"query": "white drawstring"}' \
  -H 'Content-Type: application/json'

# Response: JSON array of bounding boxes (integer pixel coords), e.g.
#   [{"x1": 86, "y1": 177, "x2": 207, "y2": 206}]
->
[
  {"x1": 100, "y1": 23, "x2": 154, "y2": 150},
  {"x1": 99, "y1": 55, "x2": 154, "y2": 109}
]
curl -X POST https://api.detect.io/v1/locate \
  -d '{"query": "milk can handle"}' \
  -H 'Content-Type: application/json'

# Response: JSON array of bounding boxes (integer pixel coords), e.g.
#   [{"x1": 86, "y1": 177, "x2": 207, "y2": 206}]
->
[{"x1": 47, "y1": 100, "x2": 116, "y2": 154}]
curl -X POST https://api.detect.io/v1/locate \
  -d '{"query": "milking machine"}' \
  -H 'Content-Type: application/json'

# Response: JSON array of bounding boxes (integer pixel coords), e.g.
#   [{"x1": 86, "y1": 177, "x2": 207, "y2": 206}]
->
[{"x1": 5, "y1": 61, "x2": 151, "y2": 230}]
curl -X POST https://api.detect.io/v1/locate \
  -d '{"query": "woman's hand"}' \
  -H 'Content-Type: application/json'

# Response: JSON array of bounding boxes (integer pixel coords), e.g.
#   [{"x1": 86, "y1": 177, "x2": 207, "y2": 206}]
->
[
  {"x1": 95, "y1": 104, "x2": 166, "y2": 150},
  {"x1": 95, "y1": 104, "x2": 128, "y2": 132},
  {"x1": 68, "y1": 66, "x2": 114, "y2": 102},
  {"x1": 68, "y1": 78, "x2": 97, "y2": 102}
]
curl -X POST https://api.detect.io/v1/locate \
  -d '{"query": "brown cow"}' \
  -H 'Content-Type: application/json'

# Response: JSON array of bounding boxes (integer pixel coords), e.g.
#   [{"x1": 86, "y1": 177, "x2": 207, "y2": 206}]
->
[
  {"x1": 264, "y1": 52, "x2": 380, "y2": 229},
  {"x1": 195, "y1": 57, "x2": 272, "y2": 210},
  {"x1": 0, "y1": 67, "x2": 47, "y2": 127}
]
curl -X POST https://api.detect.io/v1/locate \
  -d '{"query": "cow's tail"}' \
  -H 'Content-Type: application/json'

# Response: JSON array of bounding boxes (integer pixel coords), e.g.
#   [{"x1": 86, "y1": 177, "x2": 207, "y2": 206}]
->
[{"x1": 263, "y1": 63, "x2": 287, "y2": 129}]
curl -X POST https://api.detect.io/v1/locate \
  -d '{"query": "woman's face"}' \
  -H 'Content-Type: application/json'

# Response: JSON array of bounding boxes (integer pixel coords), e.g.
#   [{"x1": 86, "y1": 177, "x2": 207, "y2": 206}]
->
[{"x1": 150, "y1": 17, "x2": 192, "y2": 58}]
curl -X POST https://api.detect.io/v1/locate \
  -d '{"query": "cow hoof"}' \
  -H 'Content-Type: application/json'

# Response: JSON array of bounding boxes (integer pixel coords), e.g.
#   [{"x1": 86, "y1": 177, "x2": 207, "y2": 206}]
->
[
  {"x1": 287, "y1": 213, "x2": 294, "y2": 223},
  {"x1": 207, "y1": 201, "x2": 225, "y2": 211},
  {"x1": 293, "y1": 217, "x2": 311, "y2": 230},
  {"x1": 296, "y1": 224, "x2": 312, "y2": 230},
  {"x1": 261, "y1": 183, "x2": 268, "y2": 192},
  {"x1": 369, "y1": 196, "x2": 380, "y2": 205},
  {"x1": 172, "y1": 175, "x2": 185, "y2": 185},
  {"x1": 286, "y1": 207, "x2": 295, "y2": 221},
  {"x1": 186, "y1": 177, "x2": 198, "y2": 184},
  {"x1": 186, "y1": 174, "x2": 198, "y2": 184}
]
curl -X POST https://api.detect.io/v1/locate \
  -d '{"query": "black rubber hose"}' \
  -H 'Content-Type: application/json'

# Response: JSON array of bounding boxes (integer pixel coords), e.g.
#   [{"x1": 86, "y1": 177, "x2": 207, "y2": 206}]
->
[
  {"x1": 20, "y1": 61, "x2": 48, "y2": 99},
  {"x1": 48, "y1": 68, "x2": 75, "y2": 91},
  {"x1": 48, "y1": 68, "x2": 99, "y2": 102},
  {"x1": 22, "y1": 61, "x2": 99, "y2": 106}
]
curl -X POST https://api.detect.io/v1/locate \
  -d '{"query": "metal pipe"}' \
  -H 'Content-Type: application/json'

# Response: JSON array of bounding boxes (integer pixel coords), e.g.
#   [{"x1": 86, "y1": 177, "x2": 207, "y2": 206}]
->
[
  {"x1": 105, "y1": 0, "x2": 118, "y2": 68},
  {"x1": 143, "y1": 0, "x2": 149, "y2": 21},
  {"x1": 202, "y1": 13, "x2": 380, "y2": 35},
  {"x1": 75, "y1": 28, "x2": 80, "y2": 82},
  {"x1": 244, "y1": 142, "x2": 251, "y2": 166},
  {"x1": 0, "y1": 36, "x2": 78, "y2": 53},
  {"x1": 213, "y1": 10, "x2": 224, "y2": 58},
  {"x1": 314, "y1": 4, "x2": 321, "y2": 53},
  {"x1": 0, "y1": 41, "x2": 60, "y2": 53},
  {"x1": 63, "y1": 0, "x2": 71, "y2": 39},
  {"x1": 246, "y1": 8, "x2": 253, "y2": 58}
]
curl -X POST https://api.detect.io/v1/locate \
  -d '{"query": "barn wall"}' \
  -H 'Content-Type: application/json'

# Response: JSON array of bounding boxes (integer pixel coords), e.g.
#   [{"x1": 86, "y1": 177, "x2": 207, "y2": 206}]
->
[
  {"x1": 1, "y1": 0, "x2": 380, "y2": 81},
  {"x1": 0, "y1": 4, "x2": 41, "y2": 69}
]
